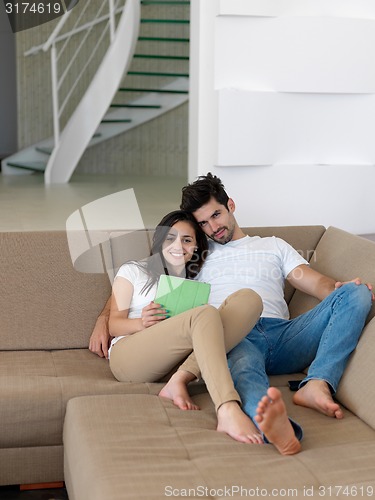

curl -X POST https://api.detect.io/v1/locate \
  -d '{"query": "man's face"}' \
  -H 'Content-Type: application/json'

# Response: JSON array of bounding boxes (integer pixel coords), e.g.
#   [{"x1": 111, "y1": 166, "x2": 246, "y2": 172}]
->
[{"x1": 192, "y1": 197, "x2": 236, "y2": 244}]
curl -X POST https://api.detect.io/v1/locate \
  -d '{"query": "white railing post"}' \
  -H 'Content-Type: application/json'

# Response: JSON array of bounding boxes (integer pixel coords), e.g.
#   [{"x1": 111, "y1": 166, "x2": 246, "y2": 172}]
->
[
  {"x1": 50, "y1": 42, "x2": 60, "y2": 147},
  {"x1": 109, "y1": 0, "x2": 115, "y2": 42}
]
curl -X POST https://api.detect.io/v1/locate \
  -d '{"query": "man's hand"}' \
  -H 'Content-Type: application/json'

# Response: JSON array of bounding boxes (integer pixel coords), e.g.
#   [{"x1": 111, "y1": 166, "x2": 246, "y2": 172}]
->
[
  {"x1": 89, "y1": 297, "x2": 112, "y2": 358},
  {"x1": 89, "y1": 315, "x2": 111, "y2": 359},
  {"x1": 335, "y1": 278, "x2": 374, "y2": 301}
]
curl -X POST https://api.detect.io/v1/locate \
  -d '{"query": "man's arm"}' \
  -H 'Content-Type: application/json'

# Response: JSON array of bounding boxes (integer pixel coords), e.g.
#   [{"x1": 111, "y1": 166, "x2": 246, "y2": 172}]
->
[
  {"x1": 287, "y1": 264, "x2": 373, "y2": 301},
  {"x1": 89, "y1": 296, "x2": 112, "y2": 359}
]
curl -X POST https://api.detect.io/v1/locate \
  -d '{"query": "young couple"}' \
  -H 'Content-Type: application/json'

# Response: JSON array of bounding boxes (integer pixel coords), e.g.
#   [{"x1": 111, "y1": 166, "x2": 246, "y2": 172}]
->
[{"x1": 89, "y1": 173, "x2": 373, "y2": 456}]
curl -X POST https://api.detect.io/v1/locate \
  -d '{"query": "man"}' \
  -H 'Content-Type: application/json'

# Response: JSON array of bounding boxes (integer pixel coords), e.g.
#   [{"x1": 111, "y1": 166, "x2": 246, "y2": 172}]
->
[
  {"x1": 90, "y1": 173, "x2": 373, "y2": 455},
  {"x1": 179, "y1": 173, "x2": 372, "y2": 454}
]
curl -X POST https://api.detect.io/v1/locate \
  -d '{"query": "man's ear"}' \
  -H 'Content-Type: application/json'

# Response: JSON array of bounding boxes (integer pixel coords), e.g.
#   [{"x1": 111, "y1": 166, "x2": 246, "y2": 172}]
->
[{"x1": 227, "y1": 198, "x2": 235, "y2": 213}]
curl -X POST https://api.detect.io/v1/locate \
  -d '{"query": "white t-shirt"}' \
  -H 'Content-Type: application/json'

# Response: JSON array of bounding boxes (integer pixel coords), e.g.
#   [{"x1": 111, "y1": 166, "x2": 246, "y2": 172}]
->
[
  {"x1": 197, "y1": 235, "x2": 308, "y2": 319},
  {"x1": 115, "y1": 262, "x2": 157, "y2": 318},
  {"x1": 109, "y1": 262, "x2": 157, "y2": 355}
]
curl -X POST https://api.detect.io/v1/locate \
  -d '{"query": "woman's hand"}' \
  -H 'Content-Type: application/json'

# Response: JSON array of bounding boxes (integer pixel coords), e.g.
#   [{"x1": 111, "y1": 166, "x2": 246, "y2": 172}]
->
[{"x1": 141, "y1": 301, "x2": 169, "y2": 328}]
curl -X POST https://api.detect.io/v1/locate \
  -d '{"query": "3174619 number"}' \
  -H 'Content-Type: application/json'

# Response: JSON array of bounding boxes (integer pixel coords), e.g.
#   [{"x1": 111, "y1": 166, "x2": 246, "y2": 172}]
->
[{"x1": 5, "y1": 3, "x2": 62, "y2": 14}]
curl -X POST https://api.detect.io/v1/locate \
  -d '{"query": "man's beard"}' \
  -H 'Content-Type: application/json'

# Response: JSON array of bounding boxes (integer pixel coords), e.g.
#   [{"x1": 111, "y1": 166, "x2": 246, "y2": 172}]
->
[{"x1": 211, "y1": 225, "x2": 235, "y2": 245}]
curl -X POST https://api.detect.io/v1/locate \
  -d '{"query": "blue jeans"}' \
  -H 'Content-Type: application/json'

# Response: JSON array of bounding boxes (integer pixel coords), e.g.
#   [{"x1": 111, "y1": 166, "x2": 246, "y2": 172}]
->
[{"x1": 227, "y1": 283, "x2": 372, "y2": 441}]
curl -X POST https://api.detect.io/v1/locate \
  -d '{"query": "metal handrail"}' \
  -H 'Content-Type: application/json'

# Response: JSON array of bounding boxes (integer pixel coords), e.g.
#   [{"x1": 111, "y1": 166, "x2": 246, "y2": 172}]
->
[
  {"x1": 24, "y1": 0, "x2": 123, "y2": 147},
  {"x1": 24, "y1": 5, "x2": 124, "y2": 57}
]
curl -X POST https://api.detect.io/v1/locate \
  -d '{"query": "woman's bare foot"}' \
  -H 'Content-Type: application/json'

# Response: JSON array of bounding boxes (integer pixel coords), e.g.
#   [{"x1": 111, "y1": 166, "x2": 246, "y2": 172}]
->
[
  {"x1": 255, "y1": 387, "x2": 301, "y2": 455},
  {"x1": 217, "y1": 401, "x2": 264, "y2": 444},
  {"x1": 159, "y1": 370, "x2": 200, "y2": 410},
  {"x1": 293, "y1": 379, "x2": 343, "y2": 419}
]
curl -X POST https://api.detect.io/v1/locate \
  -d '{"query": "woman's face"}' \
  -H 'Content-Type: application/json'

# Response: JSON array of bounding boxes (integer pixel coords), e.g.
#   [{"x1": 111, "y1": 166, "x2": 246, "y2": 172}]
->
[{"x1": 162, "y1": 220, "x2": 197, "y2": 271}]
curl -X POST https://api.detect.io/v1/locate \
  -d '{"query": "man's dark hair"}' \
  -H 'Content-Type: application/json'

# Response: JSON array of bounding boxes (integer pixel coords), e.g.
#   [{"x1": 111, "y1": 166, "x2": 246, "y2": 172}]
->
[{"x1": 180, "y1": 172, "x2": 229, "y2": 213}]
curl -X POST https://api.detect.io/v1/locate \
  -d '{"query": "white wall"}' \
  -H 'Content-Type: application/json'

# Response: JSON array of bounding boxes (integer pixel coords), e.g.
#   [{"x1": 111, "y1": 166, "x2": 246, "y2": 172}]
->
[{"x1": 188, "y1": 0, "x2": 375, "y2": 234}]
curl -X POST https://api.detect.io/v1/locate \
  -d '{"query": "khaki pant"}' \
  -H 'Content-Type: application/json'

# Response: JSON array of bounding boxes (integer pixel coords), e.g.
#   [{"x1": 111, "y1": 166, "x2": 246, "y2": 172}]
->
[{"x1": 109, "y1": 289, "x2": 262, "y2": 411}]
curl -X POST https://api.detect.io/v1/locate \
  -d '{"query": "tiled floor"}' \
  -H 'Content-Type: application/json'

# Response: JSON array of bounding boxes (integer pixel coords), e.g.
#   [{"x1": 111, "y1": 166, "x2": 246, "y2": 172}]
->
[
  {"x1": 0, "y1": 171, "x2": 187, "y2": 231},
  {"x1": 0, "y1": 485, "x2": 68, "y2": 500},
  {"x1": 1, "y1": 171, "x2": 374, "y2": 242}
]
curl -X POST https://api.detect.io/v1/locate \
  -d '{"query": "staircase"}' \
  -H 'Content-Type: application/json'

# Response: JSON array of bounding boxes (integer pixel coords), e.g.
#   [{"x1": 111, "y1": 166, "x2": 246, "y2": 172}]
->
[{"x1": 2, "y1": 0, "x2": 190, "y2": 184}]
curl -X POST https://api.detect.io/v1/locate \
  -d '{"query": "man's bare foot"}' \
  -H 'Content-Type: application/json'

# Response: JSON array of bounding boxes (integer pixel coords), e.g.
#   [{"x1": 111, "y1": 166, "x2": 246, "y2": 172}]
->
[
  {"x1": 255, "y1": 387, "x2": 301, "y2": 455},
  {"x1": 217, "y1": 401, "x2": 264, "y2": 445},
  {"x1": 159, "y1": 370, "x2": 199, "y2": 410},
  {"x1": 293, "y1": 379, "x2": 343, "y2": 419}
]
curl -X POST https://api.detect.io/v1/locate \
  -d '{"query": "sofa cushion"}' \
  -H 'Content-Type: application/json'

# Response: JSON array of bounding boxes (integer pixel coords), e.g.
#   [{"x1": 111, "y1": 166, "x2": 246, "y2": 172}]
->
[
  {"x1": 336, "y1": 317, "x2": 375, "y2": 430},
  {"x1": 287, "y1": 226, "x2": 375, "y2": 429},
  {"x1": 288, "y1": 226, "x2": 375, "y2": 321},
  {"x1": 64, "y1": 392, "x2": 375, "y2": 500},
  {"x1": 0, "y1": 350, "x2": 162, "y2": 448},
  {"x1": 0, "y1": 351, "x2": 62, "y2": 448},
  {"x1": 0, "y1": 231, "x2": 111, "y2": 350}
]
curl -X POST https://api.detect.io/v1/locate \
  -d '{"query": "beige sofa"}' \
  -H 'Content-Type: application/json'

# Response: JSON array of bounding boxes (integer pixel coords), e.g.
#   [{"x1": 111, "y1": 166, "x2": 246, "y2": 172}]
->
[{"x1": 1, "y1": 226, "x2": 375, "y2": 497}]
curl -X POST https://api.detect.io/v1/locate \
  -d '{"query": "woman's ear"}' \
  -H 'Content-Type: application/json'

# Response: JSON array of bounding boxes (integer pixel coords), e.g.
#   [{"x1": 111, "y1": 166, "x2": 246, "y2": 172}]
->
[{"x1": 227, "y1": 198, "x2": 236, "y2": 213}]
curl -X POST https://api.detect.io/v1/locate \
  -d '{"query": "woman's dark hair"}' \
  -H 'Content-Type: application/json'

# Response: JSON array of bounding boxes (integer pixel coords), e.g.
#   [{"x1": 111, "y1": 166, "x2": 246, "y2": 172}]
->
[
  {"x1": 180, "y1": 172, "x2": 229, "y2": 213},
  {"x1": 134, "y1": 210, "x2": 209, "y2": 294}
]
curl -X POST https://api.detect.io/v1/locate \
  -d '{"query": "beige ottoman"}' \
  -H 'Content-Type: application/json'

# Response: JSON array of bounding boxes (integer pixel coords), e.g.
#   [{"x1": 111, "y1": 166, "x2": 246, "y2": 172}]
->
[{"x1": 63, "y1": 392, "x2": 375, "y2": 500}]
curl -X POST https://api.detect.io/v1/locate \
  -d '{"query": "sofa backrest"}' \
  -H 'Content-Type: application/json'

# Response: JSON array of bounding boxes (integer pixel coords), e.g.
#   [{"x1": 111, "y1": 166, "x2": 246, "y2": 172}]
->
[
  {"x1": 109, "y1": 225, "x2": 326, "y2": 303},
  {"x1": 0, "y1": 232, "x2": 111, "y2": 350},
  {"x1": 0, "y1": 226, "x2": 325, "y2": 351},
  {"x1": 288, "y1": 226, "x2": 375, "y2": 430},
  {"x1": 288, "y1": 226, "x2": 375, "y2": 322}
]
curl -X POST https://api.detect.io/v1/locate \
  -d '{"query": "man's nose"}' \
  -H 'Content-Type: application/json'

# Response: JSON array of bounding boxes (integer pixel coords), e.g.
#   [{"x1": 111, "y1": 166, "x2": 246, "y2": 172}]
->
[{"x1": 210, "y1": 221, "x2": 220, "y2": 233}]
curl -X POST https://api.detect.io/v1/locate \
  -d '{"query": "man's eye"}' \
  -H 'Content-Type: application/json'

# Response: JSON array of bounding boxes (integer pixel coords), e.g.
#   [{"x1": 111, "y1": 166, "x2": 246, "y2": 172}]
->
[{"x1": 200, "y1": 222, "x2": 207, "y2": 227}]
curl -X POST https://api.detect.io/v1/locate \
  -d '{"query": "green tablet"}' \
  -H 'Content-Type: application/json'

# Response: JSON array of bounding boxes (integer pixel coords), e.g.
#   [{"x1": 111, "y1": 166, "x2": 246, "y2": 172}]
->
[{"x1": 155, "y1": 275, "x2": 211, "y2": 317}]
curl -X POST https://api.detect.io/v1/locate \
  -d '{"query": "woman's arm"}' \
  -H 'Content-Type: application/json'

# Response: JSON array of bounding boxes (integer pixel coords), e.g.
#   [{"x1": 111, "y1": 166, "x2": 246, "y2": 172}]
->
[{"x1": 109, "y1": 277, "x2": 168, "y2": 337}]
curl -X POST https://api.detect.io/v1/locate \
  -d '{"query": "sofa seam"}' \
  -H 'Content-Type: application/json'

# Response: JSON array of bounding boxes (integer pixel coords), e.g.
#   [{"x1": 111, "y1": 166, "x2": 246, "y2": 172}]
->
[
  {"x1": 157, "y1": 397, "x2": 217, "y2": 490},
  {"x1": 50, "y1": 350, "x2": 65, "y2": 433}
]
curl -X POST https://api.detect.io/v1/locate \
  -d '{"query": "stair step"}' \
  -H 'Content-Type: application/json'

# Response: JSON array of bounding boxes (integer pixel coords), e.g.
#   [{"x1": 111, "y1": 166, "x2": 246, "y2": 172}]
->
[
  {"x1": 34, "y1": 132, "x2": 103, "y2": 157},
  {"x1": 138, "y1": 36, "x2": 189, "y2": 43},
  {"x1": 110, "y1": 104, "x2": 162, "y2": 109},
  {"x1": 134, "y1": 54, "x2": 189, "y2": 61},
  {"x1": 128, "y1": 71, "x2": 189, "y2": 77},
  {"x1": 141, "y1": 1, "x2": 190, "y2": 4},
  {"x1": 35, "y1": 146, "x2": 53, "y2": 155},
  {"x1": 7, "y1": 161, "x2": 46, "y2": 172},
  {"x1": 101, "y1": 119, "x2": 132, "y2": 123},
  {"x1": 118, "y1": 87, "x2": 188, "y2": 94},
  {"x1": 141, "y1": 19, "x2": 189, "y2": 24}
]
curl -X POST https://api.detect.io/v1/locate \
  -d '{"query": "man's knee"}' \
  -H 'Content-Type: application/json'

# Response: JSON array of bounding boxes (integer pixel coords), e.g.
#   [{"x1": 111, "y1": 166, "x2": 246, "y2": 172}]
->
[
  {"x1": 227, "y1": 338, "x2": 253, "y2": 367},
  {"x1": 341, "y1": 282, "x2": 372, "y2": 313}
]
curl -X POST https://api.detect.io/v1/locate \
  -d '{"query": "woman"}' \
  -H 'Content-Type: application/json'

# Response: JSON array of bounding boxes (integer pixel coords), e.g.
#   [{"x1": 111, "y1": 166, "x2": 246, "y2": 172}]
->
[{"x1": 108, "y1": 210, "x2": 263, "y2": 444}]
